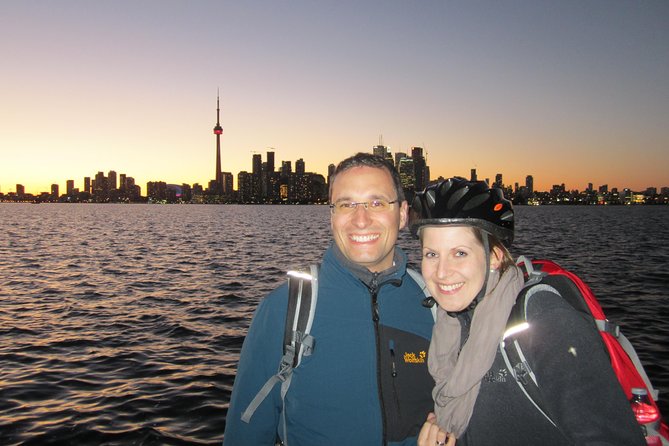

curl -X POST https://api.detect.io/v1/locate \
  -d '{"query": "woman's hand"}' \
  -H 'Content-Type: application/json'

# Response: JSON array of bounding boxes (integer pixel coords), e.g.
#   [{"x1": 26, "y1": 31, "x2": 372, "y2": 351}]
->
[{"x1": 417, "y1": 412, "x2": 455, "y2": 446}]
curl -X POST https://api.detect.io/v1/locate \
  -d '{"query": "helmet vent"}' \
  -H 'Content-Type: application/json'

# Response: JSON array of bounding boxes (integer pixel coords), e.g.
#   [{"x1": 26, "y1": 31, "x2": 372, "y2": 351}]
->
[
  {"x1": 439, "y1": 179, "x2": 454, "y2": 197},
  {"x1": 426, "y1": 189, "x2": 436, "y2": 211},
  {"x1": 462, "y1": 193, "x2": 489, "y2": 211},
  {"x1": 447, "y1": 186, "x2": 469, "y2": 210},
  {"x1": 500, "y1": 210, "x2": 514, "y2": 221}
]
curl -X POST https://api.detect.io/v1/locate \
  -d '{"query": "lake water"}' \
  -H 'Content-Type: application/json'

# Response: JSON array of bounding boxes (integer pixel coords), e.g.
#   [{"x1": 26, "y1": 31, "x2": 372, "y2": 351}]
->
[{"x1": 1, "y1": 203, "x2": 667, "y2": 445}]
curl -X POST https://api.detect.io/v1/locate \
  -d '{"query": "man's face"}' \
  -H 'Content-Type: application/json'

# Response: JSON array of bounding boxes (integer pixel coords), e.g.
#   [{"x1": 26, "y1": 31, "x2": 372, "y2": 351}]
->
[{"x1": 330, "y1": 166, "x2": 408, "y2": 272}]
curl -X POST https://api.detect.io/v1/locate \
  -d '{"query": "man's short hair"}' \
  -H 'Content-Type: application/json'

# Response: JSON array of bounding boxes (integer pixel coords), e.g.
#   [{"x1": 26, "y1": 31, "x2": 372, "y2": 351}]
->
[{"x1": 329, "y1": 152, "x2": 405, "y2": 203}]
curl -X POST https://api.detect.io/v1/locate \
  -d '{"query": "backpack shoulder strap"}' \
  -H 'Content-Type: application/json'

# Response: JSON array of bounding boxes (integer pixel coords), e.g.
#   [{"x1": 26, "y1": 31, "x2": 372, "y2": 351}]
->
[
  {"x1": 406, "y1": 267, "x2": 437, "y2": 322},
  {"x1": 501, "y1": 280, "x2": 563, "y2": 428},
  {"x1": 284, "y1": 265, "x2": 319, "y2": 368},
  {"x1": 240, "y1": 264, "x2": 319, "y2": 427}
]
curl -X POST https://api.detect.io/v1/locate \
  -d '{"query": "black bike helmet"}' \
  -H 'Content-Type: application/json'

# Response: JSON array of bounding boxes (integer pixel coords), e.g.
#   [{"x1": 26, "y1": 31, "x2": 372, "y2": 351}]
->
[{"x1": 410, "y1": 177, "x2": 515, "y2": 247}]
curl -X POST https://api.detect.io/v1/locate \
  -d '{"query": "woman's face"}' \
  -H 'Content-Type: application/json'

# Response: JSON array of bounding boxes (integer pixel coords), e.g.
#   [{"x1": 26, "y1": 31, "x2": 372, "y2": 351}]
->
[{"x1": 421, "y1": 226, "x2": 501, "y2": 312}]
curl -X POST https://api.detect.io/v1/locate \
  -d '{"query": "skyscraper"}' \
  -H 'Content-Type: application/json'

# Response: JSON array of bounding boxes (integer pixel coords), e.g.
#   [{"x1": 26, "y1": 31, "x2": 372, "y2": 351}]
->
[
  {"x1": 373, "y1": 145, "x2": 388, "y2": 159},
  {"x1": 213, "y1": 94, "x2": 224, "y2": 195},
  {"x1": 108, "y1": 171, "x2": 117, "y2": 190},
  {"x1": 296, "y1": 158, "x2": 305, "y2": 175},
  {"x1": 526, "y1": 175, "x2": 534, "y2": 194},
  {"x1": 495, "y1": 174, "x2": 503, "y2": 189},
  {"x1": 411, "y1": 147, "x2": 426, "y2": 192}
]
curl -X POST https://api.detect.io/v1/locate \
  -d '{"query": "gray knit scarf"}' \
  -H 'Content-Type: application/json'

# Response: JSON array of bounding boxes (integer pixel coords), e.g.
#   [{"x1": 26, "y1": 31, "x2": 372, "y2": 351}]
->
[{"x1": 428, "y1": 266, "x2": 525, "y2": 438}]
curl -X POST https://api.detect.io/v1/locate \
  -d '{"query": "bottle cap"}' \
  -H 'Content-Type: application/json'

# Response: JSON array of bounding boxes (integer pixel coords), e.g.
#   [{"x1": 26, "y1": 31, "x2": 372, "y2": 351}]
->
[{"x1": 631, "y1": 387, "x2": 648, "y2": 396}]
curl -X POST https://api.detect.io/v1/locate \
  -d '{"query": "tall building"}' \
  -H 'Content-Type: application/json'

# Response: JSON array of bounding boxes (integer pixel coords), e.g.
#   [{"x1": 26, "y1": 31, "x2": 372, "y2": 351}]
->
[
  {"x1": 266, "y1": 151, "x2": 275, "y2": 174},
  {"x1": 51, "y1": 184, "x2": 59, "y2": 198},
  {"x1": 411, "y1": 147, "x2": 426, "y2": 192},
  {"x1": 296, "y1": 158, "x2": 305, "y2": 175},
  {"x1": 84, "y1": 177, "x2": 91, "y2": 194},
  {"x1": 471, "y1": 169, "x2": 477, "y2": 182},
  {"x1": 213, "y1": 94, "x2": 224, "y2": 195},
  {"x1": 222, "y1": 172, "x2": 234, "y2": 196},
  {"x1": 251, "y1": 154, "x2": 262, "y2": 200},
  {"x1": 398, "y1": 158, "x2": 415, "y2": 191},
  {"x1": 327, "y1": 163, "x2": 336, "y2": 190},
  {"x1": 252, "y1": 154, "x2": 262, "y2": 175},
  {"x1": 281, "y1": 161, "x2": 292, "y2": 176},
  {"x1": 237, "y1": 171, "x2": 252, "y2": 202},
  {"x1": 394, "y1": 152, "x2": 407, "y2": 169},
  {"x1": 373, "y1": 145, "x2": 388, "y2": 159},
  {"x1": 66, "y1": 180, "x2": 75, "y2": 196},
  {"x1": 265, "y1": 151, "x2": 278, "y2": 201},
  {"x1": 495, "y1": 174, "x2": 503, "y2": 189},
  {"x1": 526, "y1": 175, "x2": 534, "y2": 194},
  {"x1": 108, "y1": 171, "x2": 117, "y2": 190}
]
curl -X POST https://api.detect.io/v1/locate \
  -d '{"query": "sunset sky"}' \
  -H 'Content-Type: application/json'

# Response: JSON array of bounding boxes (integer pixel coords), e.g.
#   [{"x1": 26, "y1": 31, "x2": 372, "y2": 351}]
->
[{"x1": 2, "y1": 0, "x2": 668, "y2": 195}]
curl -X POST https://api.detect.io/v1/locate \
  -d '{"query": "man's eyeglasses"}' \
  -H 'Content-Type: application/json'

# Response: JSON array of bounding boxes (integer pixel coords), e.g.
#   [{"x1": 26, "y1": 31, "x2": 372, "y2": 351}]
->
[{"x1": 329, "y1": 199, "x2": 398, "y2": 214}]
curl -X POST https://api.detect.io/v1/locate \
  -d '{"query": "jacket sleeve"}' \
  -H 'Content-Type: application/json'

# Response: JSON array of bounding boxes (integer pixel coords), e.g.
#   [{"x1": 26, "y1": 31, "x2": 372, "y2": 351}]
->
[
  {"x1": 524, "y1": 290, "x2": 646, "y2": 446},
  {"x1": 222, "y1": 285, "x2": 288, "y2": 446}
]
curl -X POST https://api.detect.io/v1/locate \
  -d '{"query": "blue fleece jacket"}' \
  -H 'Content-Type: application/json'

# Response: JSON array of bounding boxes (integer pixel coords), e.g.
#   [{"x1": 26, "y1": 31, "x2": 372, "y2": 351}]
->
[{"x1": 223, "y1": 245, "x2": 435, "y2": 446}]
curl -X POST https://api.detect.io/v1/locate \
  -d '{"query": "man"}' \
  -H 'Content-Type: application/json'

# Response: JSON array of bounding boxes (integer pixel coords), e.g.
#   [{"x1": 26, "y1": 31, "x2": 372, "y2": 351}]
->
[{"x1": 223, "y1": 153, "x2": 434, "y2": 445}]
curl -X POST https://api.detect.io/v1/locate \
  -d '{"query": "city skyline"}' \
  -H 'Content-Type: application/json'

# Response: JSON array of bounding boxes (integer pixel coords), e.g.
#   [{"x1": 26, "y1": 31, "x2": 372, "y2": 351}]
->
[
  {"x1": 2, "y1": 1, "x2": 668, "y2": 195},
  {"x1": 4, "y1": 94, "x2": 667, "y2": 197},
  {"x1": 3, "y1": 146, "x2": 665, "y2": 199}
]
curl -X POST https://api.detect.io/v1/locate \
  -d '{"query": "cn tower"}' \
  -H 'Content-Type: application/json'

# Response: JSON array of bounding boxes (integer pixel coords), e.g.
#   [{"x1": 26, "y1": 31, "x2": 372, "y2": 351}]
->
[{"x1": 213, "y1": 93, "x2": 223, "y2": 195}]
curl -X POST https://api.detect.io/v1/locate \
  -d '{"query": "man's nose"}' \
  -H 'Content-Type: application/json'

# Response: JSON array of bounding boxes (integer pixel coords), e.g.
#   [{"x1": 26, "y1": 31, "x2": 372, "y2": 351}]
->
[{"x1": 351, "y1": 203, "x2": 372, "y2": 226}]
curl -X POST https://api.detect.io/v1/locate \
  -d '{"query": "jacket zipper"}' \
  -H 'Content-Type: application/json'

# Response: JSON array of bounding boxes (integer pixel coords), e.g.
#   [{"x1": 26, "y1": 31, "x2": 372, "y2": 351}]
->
[{"x1": 369, "y1": 273, "x2": 387, "y2": 446}]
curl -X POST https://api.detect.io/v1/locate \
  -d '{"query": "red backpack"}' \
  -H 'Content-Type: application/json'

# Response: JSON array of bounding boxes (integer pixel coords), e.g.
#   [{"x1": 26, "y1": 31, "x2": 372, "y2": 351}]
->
[{"x1": 502, "y1": 257, "x2": 669, "y2": 445}]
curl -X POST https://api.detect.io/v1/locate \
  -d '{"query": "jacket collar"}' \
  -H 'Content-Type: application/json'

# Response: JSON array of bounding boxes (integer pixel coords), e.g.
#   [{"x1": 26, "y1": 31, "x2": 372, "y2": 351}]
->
[{"x1": 328, "y1": 242, "x2": 407, "y2": 289}]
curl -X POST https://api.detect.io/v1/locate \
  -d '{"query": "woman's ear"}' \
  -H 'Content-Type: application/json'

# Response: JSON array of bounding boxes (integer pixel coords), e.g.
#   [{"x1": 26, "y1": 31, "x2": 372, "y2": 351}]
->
[{"x1": 490, "y1": 246, "x2": 504, "y2": 270}]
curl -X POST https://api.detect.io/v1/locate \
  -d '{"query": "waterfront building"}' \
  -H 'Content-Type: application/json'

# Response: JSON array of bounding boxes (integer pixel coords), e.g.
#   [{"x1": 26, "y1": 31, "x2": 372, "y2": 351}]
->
[
  {"x1": 237, "y1": 171, "x2": 253, "y2": 203},
  {"x1": 495, "y1": 174, "x2": 503, "y2": 189},
  {"x1": 398, "y1": 157, "x2": 415, "y2": 192},
  {"x1": 147, "y1": 181, "x2": 168, "y2": 201},
  {"x1": 222, "y1": 172, "x2": 234, "y2": 197},
  {"x1": 526, "y1": 175, "x2": 534, "y2": 194},
  {"x1": 108, "y1": 171, "x2": 117, "y2": 191},
  {"x1": 411, "y1": 147, "x2": 426, "y2": 192},
  {"x1": 373, "y1": 144, "x2": 388, "y2": 159},
  {"x1": 394, "y1": 152, "x2": 407, "y2": 169},
  {"x1": 281, "y1": 161, "x2": 292, "y2": 176},
  {"x1": 296, "y1": 158, "x2": 305, "y2": 175},
  {"x1": 66, "y1": 180, "x2": 75, "y2": 196}
]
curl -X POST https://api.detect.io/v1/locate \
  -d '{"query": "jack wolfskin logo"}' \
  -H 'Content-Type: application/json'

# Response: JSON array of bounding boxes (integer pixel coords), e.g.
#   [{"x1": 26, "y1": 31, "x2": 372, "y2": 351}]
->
[
  {"x1": 483, "y1": 368, "x2": 509, "y2": 383},
  {"x1": 403, "y1": 351, "x2": 426, "y2": 364}
]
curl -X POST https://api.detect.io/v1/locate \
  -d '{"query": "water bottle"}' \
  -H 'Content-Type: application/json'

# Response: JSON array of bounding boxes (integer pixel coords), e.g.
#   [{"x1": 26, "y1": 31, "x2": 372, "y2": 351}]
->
[
  {"x1": 630, "y1": 387, "x2": 659, "y2": 424},
  {"x1": 629, "y1": 387, "x2": 661, "y2": 446}
]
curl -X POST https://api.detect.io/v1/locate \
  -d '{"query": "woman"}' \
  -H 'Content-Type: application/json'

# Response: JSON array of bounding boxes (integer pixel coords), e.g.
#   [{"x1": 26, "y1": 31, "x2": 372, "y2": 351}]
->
[{"x1": 411, "y1": 178, "x2": 645, "y2": 446}]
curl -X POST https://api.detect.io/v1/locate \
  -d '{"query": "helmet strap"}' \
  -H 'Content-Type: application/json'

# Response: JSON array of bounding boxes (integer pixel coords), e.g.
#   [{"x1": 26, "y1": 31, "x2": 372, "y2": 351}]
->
[{"x1": 473, "y1": 230, "x2": 491, "y2": 305}]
